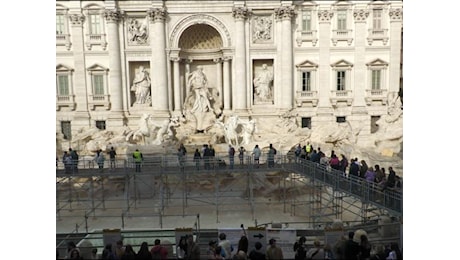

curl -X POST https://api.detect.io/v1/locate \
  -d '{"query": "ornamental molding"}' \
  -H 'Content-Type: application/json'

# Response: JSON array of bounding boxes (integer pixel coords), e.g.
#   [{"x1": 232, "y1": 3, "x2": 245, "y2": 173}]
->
[
  {"x1": 69, "y1": 14, "x2": 85, "y2": 26},
  {"x1": 148, "y1": 7, "x2": 167, "y2": 22},
  {"x1": 274, "y1": 6, "x2": 296, "y2": 21},
  {"x1": 353, "y1": 9, "x2": 369, "y2": 22},
  {"x1": 389, "y1": 8, "x2": 402, "y2": 21},
  {"x1": 232, "y1": 7, "x2": 249, "y2": 20},
  {"x1": 169, "y1": 14, "x2": 232, "y2": 48},
  {"x1": 104, "y1": 9, "x2": 121, "y2": 23},
  {"x1": 318, "y1": 10, "x2": 333, "y2": 22}
]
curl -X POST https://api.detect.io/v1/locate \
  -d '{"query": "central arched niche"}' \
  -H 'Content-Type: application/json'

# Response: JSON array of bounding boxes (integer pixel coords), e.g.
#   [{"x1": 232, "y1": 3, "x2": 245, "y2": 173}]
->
[{"x1": 179, "y1": 24, "x2": 223, "y2": 50}]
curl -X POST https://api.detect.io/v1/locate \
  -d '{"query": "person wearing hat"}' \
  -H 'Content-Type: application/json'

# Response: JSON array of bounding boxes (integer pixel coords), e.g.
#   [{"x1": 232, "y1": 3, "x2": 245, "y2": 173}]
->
[{"x1": 266, "y1": 238, "x2": 283, "y2": 259}]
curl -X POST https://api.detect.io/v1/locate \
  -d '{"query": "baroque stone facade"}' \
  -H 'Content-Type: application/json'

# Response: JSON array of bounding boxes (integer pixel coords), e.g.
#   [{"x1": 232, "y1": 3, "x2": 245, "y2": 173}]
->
[{"x1": 56, "y1": 0, "x2": 403, "y2": 172}]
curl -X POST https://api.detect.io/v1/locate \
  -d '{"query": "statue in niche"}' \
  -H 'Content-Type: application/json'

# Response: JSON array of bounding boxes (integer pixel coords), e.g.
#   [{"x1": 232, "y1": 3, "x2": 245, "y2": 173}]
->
[
  {"x1": 253, "y1": 16, "x2": 272, "y2": 42},
  {"x1": 128, "y1": 18, "x2": 148, "y2": 44},
  {"x1": 130, "y1": 66, "x2": 151, "y2": 105},
  {"x1": 186, "y1": 66, "x2": 214, "y2": 113},
  {"x1": 253, "y1": 64, "x2": 273, "y2": 102}
]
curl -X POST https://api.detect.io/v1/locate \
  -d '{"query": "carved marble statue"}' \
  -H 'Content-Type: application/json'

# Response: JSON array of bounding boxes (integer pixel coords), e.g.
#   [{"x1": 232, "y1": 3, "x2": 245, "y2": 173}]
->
[
  {"x1": 152, "y1": 116, "x2": 181, "y2": 145},
  {"x1": 186, "y1": 66, "x2": 213, "y2": 113},
  {"x1": 253, "y1": 64, "x2": 273, "y2": 102},
  {"x1": 240, "y1": 118, "x2": 256, "y2": 145},
  {"x1": 131, "y1": 66, "x2": 151, "y2": 105}
]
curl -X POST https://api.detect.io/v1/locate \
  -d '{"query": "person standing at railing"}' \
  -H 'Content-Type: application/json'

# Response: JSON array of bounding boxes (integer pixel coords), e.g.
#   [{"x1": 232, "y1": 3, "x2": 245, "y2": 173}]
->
[
  {"x1": 238, "y1": 146, "x2": 246, "y2": 165},
  {"x1": 178, "y1": 148, "x2": 186, "y2": 169},
  {"x1": 193, "y1": 148, "x2": 201, "y2": 170},
  {"x1": 228, "y1": 145, "x2": 235, "y2": 169},
  {"x1": 108, "y1": 146, "x2": 117, "y2": 170},
  {"x1": 252, "y1": 144, "x2": 261, "y2": 168},
  {"x1": 267, "y1": 143, "x2": 277, "y2": 168},
  {"x1": 133, "y1": 149, "x2": 143, "y2": 172}
]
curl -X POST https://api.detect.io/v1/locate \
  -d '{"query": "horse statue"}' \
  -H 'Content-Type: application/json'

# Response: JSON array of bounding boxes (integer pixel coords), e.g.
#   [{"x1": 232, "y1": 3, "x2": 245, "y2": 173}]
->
[
  {"x1": 151, "y1": 116, "x2": 181, "y2": 145},
  {"x1": 125, "y1": 114, "x2": 153, "y2": 144},
  {"x1": 223, "y1": 115, "x2": 240, "y2": 146}
]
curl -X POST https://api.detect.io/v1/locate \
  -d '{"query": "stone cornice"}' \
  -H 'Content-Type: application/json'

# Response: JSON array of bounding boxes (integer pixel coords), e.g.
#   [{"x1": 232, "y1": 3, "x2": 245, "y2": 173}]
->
[
  {"x1": 389, "y1": 8, "x2": 402, "y2": 21},
  {"x1": 274, "y1": 6, "x2": 296, "y2": 21},
  {"x1": 148, "y1": 7, "x2": 167, "y2": 22},
  {"x1": 232, "y1": 7, "x2": 249, "y2": 20},
  {"x1": 104, "y1": 9, "x2": 121, "y2": 23},
  {"x1": 318, "y1": 10, "x2": 333, "y2": 23},
  {"x1": 353, "y1": 9, "x2": 369, "y2": 22},
  {"x1": 69, "y1": 14, "x2": 85, "y2": 26}
]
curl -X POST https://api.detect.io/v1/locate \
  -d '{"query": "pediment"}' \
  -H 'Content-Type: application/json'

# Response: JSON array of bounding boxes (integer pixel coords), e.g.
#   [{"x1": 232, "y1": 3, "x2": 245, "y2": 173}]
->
[
  {"x1": 87, "y1": 64, "x2": 108, "y2": 72},
  {"x1": 56, "y1": 64, "x2": 73, "y2": 72},
  {"x1": 331, "y1": 59, "x2": 353, "y2": 68},
  {"x1": 366, "y1": 58, "x2": 388, "y2": 67},
  {"x1": 333, "y1": 0, "x2": 352, "y2": 8},
  {"x1": 296, "y1": 60, "x2": 318, "y2": 69}
]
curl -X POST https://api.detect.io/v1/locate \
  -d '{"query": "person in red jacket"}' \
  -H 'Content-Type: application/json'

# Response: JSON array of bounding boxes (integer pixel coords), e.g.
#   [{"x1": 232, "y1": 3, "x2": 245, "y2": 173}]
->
[{"x1": 151, "y1": 239, "x2": 168, "y2": 260}]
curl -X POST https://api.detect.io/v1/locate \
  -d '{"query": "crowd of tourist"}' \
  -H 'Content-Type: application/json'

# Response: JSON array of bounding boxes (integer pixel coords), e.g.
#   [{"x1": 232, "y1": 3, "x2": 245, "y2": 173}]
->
[
  {"x1": 293, "y1": 143, "x2": 402, "y2": 192},
  {"x1": 59, "y1": 231, "x2": 402, "y2": 259}
]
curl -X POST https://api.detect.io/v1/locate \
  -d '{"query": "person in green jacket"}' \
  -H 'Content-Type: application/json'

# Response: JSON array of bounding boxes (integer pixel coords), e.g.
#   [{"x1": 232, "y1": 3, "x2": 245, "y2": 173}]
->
[{"x1": 133, "y1": 149, "x2": 143, "y2": 172}]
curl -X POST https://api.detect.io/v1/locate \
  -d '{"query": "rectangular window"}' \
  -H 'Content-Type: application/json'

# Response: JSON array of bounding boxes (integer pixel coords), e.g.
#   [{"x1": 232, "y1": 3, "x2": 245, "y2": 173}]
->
[
  {"x1": 301, "y1": 117, "x2": 311, "y2": 129},
  {"x1": 89, "y1": 14, "x2": 101, "y2": 34},
  {"x1": 302, "y1": 10, "x2": 312, "y2": 31},
  {"x1": 301, "y1": 71, "x2": 311, "y2": 91},
  {"x1": 373, "y1": 9, "x2": 382, "y2": 30},
  {"x1": 337, "y1": 71, "x2": 346, "y2": 91},
  {"x1": 56, "y1": 14, "x2": 65, "y2": 35},
  {"x1": 371, "y1": 70, "x2": 381, "y2": 90},
  {"x1": 61, "y1": 121, "x2": 71, "y2": 140},
  {"x1": 57, "y1": 75, "x2": 69, "y2": 95},
  {"x1": 96, "y1": 120, "x2": 106, "y2": 130},
  {"x1": 93, "y1": 75, "x2": 104, "y2": 95},
  {"x1": 336, "y1": 116, "x2": 346, "y2": 123},
  {"x1": 337, "y1": 10, "x2": 347, "y2": 30},
  {"x1": 371, "y1": 116, "x2": 380, "y2": 133}
]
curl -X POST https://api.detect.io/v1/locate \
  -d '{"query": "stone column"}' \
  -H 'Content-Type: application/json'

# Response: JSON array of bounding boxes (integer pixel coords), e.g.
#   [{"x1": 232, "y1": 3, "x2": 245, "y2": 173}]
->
[
  {"x1": 68, "y1": 13, "x2": 90, "y2": 129},
  {"x1": 389, "y1": 8, "x2": 403, "y2": 96},
  {"x1": 103, "y1": 9, "x2": 125, "y2": 126},
  {"x1": 214, "y1": 58, "x2": 223, "y2": 108},
  {"x1": 223, "y1": 56, "x2": 232, "y2": 111},
  {"x1": 352, "y1": 9, "x2": 369, "y2": 108},
  {"x1": 184, "y1": 59, "x2": 192, "y2": 100},
  {"x1": 171, "y1": 57, "x2": 181, "y2": 112},
  {"x1": 275, "y1": 6, "x2": 296, "y2": 110},
  {"x1": 232, "y1": 7, "x2": 249, "y2": 111},
  {"x1": 316, "y1": 10, "x2": 333, "y2": 115},
  {"x1": 148, "y1": 7, "x2": 169, "y2": 113}
]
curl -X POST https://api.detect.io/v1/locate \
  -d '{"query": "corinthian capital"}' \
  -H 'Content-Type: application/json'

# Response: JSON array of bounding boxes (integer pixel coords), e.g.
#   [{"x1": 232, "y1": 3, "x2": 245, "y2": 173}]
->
[
  {"x1": 318, "y1": 10, "x2": 333, "y2": 22},
  {"x1": 69, "y1": 14, "x2": 85, "y2": 26},
  {"x1": 353, "y1": 9, "x2": 369, "y2": 22},
  {"x1": 389, "y1": 8, "x2": 403, "y2": 21},
  {"x1": 275, "y1": 6, "x2": 296, "y2": 21},
  {"x1": 232, "y1": 7, "x2": 249, "y2": 20},
  {"x1": 104, "y1": 9, "x2": 121, "y2": 23},
  {"x1": 148, "y1": 7, "x2": 168, "y2": 22}
]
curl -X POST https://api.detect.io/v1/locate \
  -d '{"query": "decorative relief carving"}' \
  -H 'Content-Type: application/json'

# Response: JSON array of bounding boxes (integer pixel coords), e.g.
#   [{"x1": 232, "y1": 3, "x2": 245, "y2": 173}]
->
[
  {"x1": 232, "y1": 7, "x2": 249, "y2": 20},
  {"x1": 275, "y1": 6, "x2": 296, "y2": 20},
  {"x1": 148, "y1": 7, "x2": 167, "y2": 22},
  {"x1": 353, "y1": 9, "x2": 369, "y2": 22},
  {"x1": 104, "y1": 9, "x2": 121, "y2": 22},
  {"x1": 252, "y1": 16, "x2": 272, "y2": 43},
  {"x1": 127, "y1": 18, "x2": 149, "y2": 45},
  {"x1": 318, "y1": 10, "x2": 333, "y2": 22},
  {"x1": 389, "y1": 8, "x2": 403, "y2": 21},
  {"x1": 69, "y1": 14, "x2": 85, "y2": 26}
]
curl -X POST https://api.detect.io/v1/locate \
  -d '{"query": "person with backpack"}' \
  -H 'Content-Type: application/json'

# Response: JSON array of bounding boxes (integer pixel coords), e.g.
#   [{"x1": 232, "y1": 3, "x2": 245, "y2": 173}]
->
[
  {"x1": 150, "y1": 239, "x2": 168, "y2": 260},
  {"x1": 293, "y1": 236, "x2": 307, "y2": 260}
]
